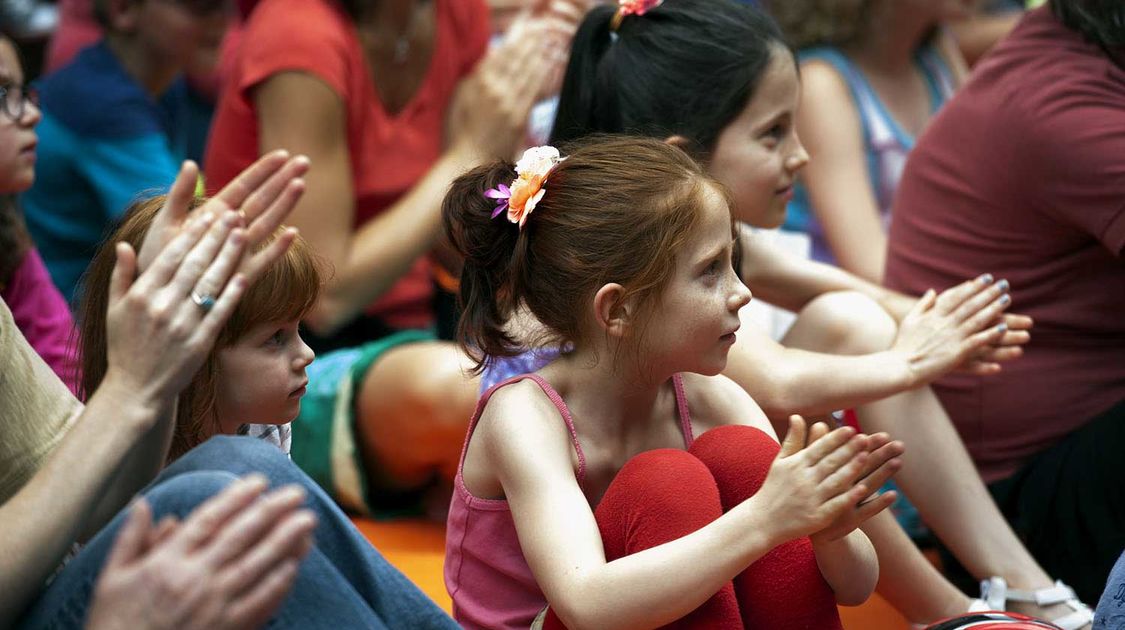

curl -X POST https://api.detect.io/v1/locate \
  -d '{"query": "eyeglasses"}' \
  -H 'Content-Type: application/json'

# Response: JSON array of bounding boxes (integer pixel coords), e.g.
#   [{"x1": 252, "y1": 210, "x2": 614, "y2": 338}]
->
[{"x1": 0, "y1": 83, "x2": 39, "y2": 122}]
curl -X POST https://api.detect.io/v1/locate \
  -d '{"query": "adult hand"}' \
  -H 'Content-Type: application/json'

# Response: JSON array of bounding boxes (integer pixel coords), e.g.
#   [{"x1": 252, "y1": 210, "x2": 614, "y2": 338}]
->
[
  {"x1": 137, "y1": 151, "x2": 308, "y2": 283},
  {"x1": 750, "y1": 417, "x2": 891, "y2": 545},
  {"x1": 448, "y1": 12, "x2": 573, "y2": 160},
  {"x1": 102, "y1": 207, "x2": 248, "y2": 406},
  {"x1": 806, "y1": 422, "x2": 902, "y2": 544},
  {"x1": 890, "y1": 274, "x2": 1028, "y2": 385},
  {"x1": 86, "y1": 476, "x2": 316, "y2": 630}
]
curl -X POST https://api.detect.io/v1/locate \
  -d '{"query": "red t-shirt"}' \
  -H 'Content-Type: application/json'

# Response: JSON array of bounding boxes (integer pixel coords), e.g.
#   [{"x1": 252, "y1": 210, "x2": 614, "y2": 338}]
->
[
  {"x1": 204, "y1": 0, "x2": 489, "y2": 330},
  {"x1": 885, "y1": 7, "x2": 1125, "y2": 483}
]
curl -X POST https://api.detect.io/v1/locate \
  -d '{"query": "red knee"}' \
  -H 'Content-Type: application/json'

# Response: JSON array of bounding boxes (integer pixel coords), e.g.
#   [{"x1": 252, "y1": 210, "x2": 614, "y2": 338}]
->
[{"x1": 689, "y1": 425, "x2": 779, "y2": 510}]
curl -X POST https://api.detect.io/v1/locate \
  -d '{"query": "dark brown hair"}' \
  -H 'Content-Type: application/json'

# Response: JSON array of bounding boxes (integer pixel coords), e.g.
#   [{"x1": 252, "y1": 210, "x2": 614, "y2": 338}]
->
[
  {"x1": 77, "y1": 195, "x2": 322, "y2": 460},
  {"x1": 443, "y1": 135, "x2": 727, "y2": 373},
  {"x1": 0, "y1": 196, "x2": 31, "y2": 291}
]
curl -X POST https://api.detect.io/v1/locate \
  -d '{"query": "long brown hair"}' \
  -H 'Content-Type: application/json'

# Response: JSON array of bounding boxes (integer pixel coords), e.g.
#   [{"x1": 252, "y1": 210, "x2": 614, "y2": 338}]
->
[
  {"x1": 443, "y1": 135, "x2": 728, "y2": 373},
  {"x1": 77, "y1": 195, "x2": 322, "y2": 460},
  {"x1": 0, "y1": 195, "x2": 32, "y2": 291}
]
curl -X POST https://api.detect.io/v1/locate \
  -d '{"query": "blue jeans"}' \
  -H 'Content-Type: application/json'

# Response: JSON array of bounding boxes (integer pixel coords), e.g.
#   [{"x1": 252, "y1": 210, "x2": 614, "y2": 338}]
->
[
  {"x1": 1096, "y1": 551, "x2": 1125, "y2": 629},
  {"x1": 18, "y1": 436, "x2": 459, "y2": 629}
]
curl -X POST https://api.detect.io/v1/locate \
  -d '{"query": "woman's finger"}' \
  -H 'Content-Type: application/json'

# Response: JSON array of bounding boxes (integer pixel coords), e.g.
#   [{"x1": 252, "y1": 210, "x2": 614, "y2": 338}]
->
[
  {"x1": 105, "y1": 499, "x2": 153, "y2": 570},
  {"x1": 187, "y1": 227, "x2": 248, "y2": 310},
  {"x1": 167, "y1": 212, "x2": 240, "y2": 298},
  {"x1": 131, "y1": 211, "x2": 217, "y2": 295},
  {"x1": 934, "y1": 273, "x2": 993, "y2": 315},
  {"x1": 171, "y1": 476, "x2": 268, "y2": 553},
  {"x1": 217, "y1": 509, "x2": 316, "y2": 596},
  {"x1": 108, "y1": 242, "x2": 139, "y2": 304},
  {"x1": 239, "y1": 160, "x2": 309, "y2": 245},
  {"x1": 202, "y1": 485, "x2": 308, "y2": 568},
  {"x1": 951, "y1": 279, "x2": 1008, "y2": 325},
  {"x1": 210, "y1": 150, "x2": 291, "y2": 213},
  {"x1": 239, "y1": 226, "x2": 299, "y2": 285}
]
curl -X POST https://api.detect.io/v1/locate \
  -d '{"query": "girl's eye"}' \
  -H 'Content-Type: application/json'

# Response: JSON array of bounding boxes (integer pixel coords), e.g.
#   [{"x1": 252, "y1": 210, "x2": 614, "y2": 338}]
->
[
  {"x1": 266, "y1": 330, "x2": 286, "y2": 346},
  {"x1": 705, "y1": 260, "x2": 720, "y2": 276}
]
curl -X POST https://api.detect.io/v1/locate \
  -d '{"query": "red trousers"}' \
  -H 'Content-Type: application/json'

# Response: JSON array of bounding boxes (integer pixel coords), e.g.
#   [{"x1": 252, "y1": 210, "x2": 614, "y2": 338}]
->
[{"x1": 545, "y1": 425, "x2": 842, "y2": 630}]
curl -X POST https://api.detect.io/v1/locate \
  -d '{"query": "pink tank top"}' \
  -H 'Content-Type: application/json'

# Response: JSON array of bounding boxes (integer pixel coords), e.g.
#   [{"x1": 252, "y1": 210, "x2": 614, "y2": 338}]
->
[{"x1": 444, "y1": 373, "x2": 695, "y2": 630}]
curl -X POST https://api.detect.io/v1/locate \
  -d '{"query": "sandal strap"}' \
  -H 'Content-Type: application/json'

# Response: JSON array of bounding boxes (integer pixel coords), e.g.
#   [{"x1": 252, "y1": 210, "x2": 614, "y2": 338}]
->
[
  {"x1": 1004, "y1": 580, "x2": 1077, "y2": 606},
  {"x1": 979, "y1": 577, "x2": 1093, "y2": 630}
]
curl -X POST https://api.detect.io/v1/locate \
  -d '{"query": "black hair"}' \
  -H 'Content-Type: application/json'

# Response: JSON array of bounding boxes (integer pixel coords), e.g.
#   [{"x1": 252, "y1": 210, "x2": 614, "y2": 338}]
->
[
  {"x1": 551, "y1": 0, "x2": 791, "y2": 157},
  {"x1": 1051, "y1": 0, "x2": 1125, "y2": 49}
]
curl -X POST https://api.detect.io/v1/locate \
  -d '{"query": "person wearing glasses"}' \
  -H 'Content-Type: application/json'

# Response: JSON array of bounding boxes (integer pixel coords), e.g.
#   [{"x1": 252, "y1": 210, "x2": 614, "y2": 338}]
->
[
  {"x1": 20, "y1": 0, "x2": 230, "y2": 303},
  {"x1": 0, "y1": 36, "x2": 79, "y2": 390}
]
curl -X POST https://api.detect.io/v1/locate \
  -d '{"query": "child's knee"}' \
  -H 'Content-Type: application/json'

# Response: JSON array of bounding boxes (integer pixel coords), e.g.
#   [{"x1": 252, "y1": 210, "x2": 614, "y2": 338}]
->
[
  {"x1": 690, "y1": 425, "x2": 780, "y2": 507},
  {"x1": 798, "y1": 291, "x2": 897, "y2": 355}
]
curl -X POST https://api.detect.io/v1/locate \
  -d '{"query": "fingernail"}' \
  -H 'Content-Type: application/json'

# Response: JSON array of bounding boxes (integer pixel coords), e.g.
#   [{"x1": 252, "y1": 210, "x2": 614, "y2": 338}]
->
[
  {"x1": 997, "y1": 279, "x2": 1009, "y2": 292},
  {"x1": 979, "y1": 273, "x2": 994, "y2": 284},
  {"x1": 999, "y1": 294, "x2": 1010, "y2": 305},
  {"x1": 996, "y1": 322, "x2": 1008, "y2": 332}
]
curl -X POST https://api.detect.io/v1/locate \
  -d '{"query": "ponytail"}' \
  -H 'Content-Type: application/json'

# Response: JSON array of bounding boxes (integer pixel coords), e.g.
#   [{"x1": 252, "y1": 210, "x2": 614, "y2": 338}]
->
[
  {"x1": 442, "y1": 161, "x2": 525, "y2": 372},
  {"x1": 552, "y1": 4, "x2": 619, "y2": 145}
]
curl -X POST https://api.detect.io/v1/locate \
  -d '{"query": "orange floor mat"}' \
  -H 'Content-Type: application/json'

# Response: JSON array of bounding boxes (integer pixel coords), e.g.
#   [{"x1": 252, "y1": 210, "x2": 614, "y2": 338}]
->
[{"x1": 354, "y1": 518, "x2": 912, "y2": 629}]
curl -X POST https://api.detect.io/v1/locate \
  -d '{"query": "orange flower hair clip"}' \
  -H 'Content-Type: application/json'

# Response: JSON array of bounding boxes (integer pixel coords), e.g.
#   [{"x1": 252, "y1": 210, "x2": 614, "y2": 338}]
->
[
  {"x1": 485, "y1": 146, "x2": 565, "y2": 230},
  {"x1": 610, "y1": 0, "x2": 664, "y2": 31}
]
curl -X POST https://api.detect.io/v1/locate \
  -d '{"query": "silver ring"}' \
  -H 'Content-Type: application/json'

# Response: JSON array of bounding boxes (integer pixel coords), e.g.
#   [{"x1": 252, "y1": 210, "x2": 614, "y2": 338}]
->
[{"x1": 190, "y1": 290, "x2": 216, "y2": 312}]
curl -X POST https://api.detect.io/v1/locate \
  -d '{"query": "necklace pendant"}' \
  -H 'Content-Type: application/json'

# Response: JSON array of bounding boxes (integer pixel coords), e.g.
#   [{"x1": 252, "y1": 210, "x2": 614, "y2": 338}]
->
[{"x1": 393, "y1": 37, "x2": 409, "y2": 64}]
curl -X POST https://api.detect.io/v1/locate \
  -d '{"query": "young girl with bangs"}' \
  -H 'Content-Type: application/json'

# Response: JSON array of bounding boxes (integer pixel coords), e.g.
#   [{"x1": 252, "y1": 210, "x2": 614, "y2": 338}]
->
[
  {"x1": 78, "y1": 194, "x2": 319, "y2": 460},
  {"x1": 486, "y1": 0, "x2": 1090, "y2": 626},
  {"x1": 443, "y1": 136, "x2": 905, "y2": 629}
]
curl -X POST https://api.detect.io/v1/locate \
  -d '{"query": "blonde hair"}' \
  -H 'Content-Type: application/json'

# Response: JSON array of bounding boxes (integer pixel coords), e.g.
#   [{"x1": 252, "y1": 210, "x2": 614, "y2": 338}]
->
[{"x1": 77, "y1": 195, "x2": 323, "y2": 460}]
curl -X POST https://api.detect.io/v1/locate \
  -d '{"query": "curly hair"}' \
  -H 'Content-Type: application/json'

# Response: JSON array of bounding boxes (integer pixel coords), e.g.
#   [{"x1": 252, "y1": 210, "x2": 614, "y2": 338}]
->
[{"x1": 764, "y1": 0, "x2": 876, "y2": 50}]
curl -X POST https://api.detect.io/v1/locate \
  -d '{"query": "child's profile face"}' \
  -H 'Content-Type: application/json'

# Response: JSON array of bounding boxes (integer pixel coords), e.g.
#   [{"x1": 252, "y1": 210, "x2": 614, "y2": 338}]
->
[
  {"x1": 0, "y1": 39, "x2": 40, "y2": 195},
  {"x1": 213, "y1": 319, "x2": 315, "y2": 434},
  {"x1": 708, "y1": 47, "x2": 807, "y2": 229},
  {"x1": 640, "y1": 184, "x2": 751, "y2": 378}
]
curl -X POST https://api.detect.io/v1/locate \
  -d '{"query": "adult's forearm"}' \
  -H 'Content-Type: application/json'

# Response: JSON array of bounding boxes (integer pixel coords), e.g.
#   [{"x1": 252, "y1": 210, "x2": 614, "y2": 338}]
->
[
  {"x1": 0, "y1": 380, "x2": 161, "y2": 625},
  {"x1": 306, "y1": 148, "x2": 481, "y2": 335}
]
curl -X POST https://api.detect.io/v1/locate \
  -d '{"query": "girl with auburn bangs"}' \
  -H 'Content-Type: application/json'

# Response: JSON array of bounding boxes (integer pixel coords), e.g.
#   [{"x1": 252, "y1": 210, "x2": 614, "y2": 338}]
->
[
  {"x1": 443, "y1": 135, "x2": 905, "y2": 630},
  {"x1": 79, "y1": 194, "x2": 320, "y2": 460},
  {"x1": 493, "y1": 0, "x2": 1084, "y2": 627}
]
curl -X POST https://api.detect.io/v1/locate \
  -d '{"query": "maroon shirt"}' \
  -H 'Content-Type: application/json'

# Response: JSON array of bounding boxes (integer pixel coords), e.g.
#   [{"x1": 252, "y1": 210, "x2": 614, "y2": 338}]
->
[{"x1": 885, "y1": 7, "x2": 1125, "y2": 483}]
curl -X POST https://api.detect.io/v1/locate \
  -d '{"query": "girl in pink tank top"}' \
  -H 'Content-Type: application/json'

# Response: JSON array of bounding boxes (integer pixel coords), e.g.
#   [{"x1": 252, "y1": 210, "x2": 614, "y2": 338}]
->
[{"x1": 440, "y1": 136, "x2": 904, "y2": 629}]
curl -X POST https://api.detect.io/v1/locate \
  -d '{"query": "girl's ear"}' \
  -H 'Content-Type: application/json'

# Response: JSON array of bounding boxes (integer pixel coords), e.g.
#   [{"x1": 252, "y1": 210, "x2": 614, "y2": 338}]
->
[{"x1": 593, "y1": 282, "x2": 635, "y2": 338}]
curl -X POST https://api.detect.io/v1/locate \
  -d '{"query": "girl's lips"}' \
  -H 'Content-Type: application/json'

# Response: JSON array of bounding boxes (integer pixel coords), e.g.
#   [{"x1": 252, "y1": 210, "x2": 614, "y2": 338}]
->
[
  {"x1": 290, "y1": 382, "x2": 308, "y2": 398},
  {"x1": 775, "y1": 185, "x2": 794, "y2": 201}
]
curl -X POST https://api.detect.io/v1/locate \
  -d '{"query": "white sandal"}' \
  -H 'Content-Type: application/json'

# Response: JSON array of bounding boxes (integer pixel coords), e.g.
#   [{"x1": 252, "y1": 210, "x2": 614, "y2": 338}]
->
[{"x1": 980, "y1": 576, "x2": 1094, "y2": 630}]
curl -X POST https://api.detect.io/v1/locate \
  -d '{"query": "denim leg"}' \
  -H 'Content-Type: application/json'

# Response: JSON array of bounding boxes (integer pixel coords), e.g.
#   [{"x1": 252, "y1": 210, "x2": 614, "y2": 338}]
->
[
  {"x1": 1095, "y1": 551, "x2": 1125, "y2": 629},
  {"x1": 19, "y1": 437, "x2": 456, "y2": 629},
  {"x1": 157, "y1": 436, "x2": 458, "y2": 629}
]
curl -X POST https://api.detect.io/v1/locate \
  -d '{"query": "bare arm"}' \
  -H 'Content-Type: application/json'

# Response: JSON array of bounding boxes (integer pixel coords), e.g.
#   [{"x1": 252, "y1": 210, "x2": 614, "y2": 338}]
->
[
  {"x1": 0, "y1": 213, "x2": 249, "y2": 625},
  {"x1": 483, "y1": 385, "x2": 883, "y2": 630},
  {"x1": 796, "y1": 61, "x2": 887, "y2": 282},
  {"x1": 726, "y1": 277, "x2": 1018, "y2": 420},
  {"x1": 256, "y1": 20, "x2": 566, "y2": 335},
  {"x1": 738, "y1": 225, "x2": 911, "y2": 317}
]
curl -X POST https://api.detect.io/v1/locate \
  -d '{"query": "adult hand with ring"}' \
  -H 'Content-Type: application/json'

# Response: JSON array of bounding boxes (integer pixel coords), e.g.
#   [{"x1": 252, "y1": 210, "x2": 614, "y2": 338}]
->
[
  {"x1": 136, "y1": 150, "x2": 309, "y2": 286},
  {"x1": 101, "y1": 207, "x2": 251, "y2": 407}
]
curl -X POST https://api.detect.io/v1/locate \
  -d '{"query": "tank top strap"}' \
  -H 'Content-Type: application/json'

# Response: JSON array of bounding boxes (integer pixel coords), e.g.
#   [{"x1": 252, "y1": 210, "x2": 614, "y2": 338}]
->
[
  {"x1": 916, "y1": 43, "x2": 958, "y2": 107},
  {"x1": 466, "y1": 373, "x2": 588, "y2": 484},
  {"x1": 799, "y1": 47, "x2": 899, "y2": 150},
  {"x1": 672, "y1": 373, "x2": 695, "y2": 449}
]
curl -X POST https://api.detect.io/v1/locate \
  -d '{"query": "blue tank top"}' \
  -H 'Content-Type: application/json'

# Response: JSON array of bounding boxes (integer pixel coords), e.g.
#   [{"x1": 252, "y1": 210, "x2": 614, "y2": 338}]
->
[{"x1": 782, "y1": 44, "x2": 957, "y2": 263}]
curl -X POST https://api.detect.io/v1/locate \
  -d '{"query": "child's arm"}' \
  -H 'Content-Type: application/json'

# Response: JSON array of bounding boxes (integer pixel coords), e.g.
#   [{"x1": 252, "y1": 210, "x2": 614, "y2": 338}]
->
[
  {"x1": 805, "y1": 423, "x2": 901, "y2": 606},
  {"x1": 812, "y1": 530, "x2": 880, "y2": 606},
  {"x1": 481, "y1": 386, "x2": 891, "y2": 630},
  {"x1": 725, "y1": 289, "x2": 1014, "y2": 422}
]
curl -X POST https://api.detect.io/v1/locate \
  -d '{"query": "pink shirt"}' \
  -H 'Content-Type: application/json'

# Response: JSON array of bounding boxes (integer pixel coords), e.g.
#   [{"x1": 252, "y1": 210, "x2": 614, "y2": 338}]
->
[
  {"x1": 445, "y1": 373, "x2": 694, "y2": 629},
  {"x1": 1, "y1": 249, "x2": 79, "y2": 394}
]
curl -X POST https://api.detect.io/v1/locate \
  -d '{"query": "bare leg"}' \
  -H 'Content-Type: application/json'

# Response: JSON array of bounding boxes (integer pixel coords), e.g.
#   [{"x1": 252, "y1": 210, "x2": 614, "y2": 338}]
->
[
  {"x1": 355, "y1": 341, "x2": 479, "y2": 489},
  {"x1": 779, "y1": 292, "x2": 1080, "y2": 625}
]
